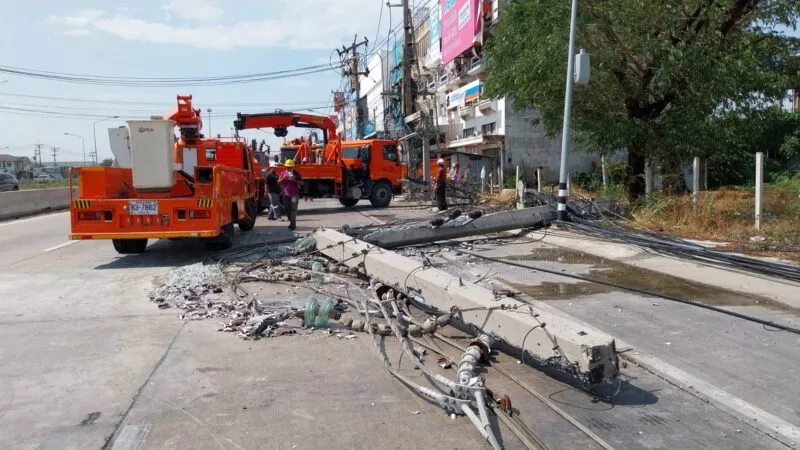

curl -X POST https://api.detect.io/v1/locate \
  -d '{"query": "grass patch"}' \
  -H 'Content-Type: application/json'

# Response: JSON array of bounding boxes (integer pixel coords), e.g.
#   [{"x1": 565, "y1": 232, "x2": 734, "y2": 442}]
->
[
  {"x1": 18, "y1": 179, "x2": 70, "y2": 190},
  {"x1": 577, "y1": 174, "x2": 800, "y2": 262}
]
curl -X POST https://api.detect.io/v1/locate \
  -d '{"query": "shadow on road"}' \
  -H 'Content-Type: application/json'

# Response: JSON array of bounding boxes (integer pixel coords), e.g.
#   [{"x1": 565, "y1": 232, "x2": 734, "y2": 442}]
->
[{"x1": 92, "y1": 228, "x2": 298, "y2": 270}]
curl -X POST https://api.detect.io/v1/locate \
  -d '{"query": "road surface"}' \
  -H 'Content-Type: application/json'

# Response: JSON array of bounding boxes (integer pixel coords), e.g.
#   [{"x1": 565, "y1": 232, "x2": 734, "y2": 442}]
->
[{"x1": 0, "y1": 202, "x2": 796, "y2": 449}]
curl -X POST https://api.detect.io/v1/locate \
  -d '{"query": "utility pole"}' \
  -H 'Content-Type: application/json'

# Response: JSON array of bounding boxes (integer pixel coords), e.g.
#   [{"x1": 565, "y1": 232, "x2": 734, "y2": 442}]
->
[
  {"x1": 34, "y1": 144, "x2": 42, "y2": 168},
  {"x1": 556, "y1": 0, "x2": 579, "y2": 221},
  {"x1": 51, "y1": 146, "x2": 58, "y2": 168},
  {"x1": 401, "y1": 0, "x2": 414, "y2": 119},
  {"x1": 337, "y1": 35, "x2": 370, "y2": 139}
]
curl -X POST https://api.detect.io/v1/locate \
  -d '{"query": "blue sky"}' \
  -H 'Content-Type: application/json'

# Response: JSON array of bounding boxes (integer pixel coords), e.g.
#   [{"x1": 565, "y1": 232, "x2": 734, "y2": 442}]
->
[{"x1": 0, "y1": 0, "x2": 391, "y2": 162}]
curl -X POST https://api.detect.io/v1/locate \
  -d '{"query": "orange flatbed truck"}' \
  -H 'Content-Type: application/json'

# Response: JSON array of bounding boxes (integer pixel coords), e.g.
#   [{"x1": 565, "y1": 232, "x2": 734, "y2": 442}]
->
[
  {"x1": 69, "y1": 95, "x2": 263, "y2": 253},
  {"x1": 235, "y1": 112, "x2": 405, "y2": 208}
]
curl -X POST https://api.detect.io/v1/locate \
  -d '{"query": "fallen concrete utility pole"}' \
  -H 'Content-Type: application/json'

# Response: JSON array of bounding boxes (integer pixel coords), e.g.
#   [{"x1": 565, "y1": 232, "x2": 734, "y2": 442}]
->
[
  {"x1": 313, "y1": 228, "x2": 619, "y2": 383},
  {"x1": 362, "y1": 206, "x2": 555, "y2": 249}
]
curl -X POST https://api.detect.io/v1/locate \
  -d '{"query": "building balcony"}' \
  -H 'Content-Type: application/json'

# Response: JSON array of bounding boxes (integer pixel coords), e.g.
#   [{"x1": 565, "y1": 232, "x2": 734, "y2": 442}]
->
[
  {"x1": 467, "y1": 58, "x2": 484, "y2": 76},
  {"x1": 450, "y1": 134, "x2": 484, "y2": 148},
  {"x1": 476, "y1": 99, "x2": 496, "y2": 112},
  {"x1": 458, "y1": 105, "x2": 475, "y2": 118}
]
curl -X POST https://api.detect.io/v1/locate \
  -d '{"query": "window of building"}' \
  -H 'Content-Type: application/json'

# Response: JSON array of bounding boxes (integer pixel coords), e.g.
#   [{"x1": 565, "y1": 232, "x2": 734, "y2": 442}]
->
[
  {"x1": 462, "y1": 127, "x2": 475, "y2": 139},
  {"x1": 481, "y1": 122, "x2": 496, "y2": 135}
]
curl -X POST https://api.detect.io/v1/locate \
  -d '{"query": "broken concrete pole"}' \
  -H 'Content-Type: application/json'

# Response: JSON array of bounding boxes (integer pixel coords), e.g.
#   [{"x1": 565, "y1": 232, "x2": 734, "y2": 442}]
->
[
  {"x1": 313, "y1": 228, "x2": 618, "y2": 383},
  {"x1": 361, "y1": 206, "x2": 555, "y2": 249}
]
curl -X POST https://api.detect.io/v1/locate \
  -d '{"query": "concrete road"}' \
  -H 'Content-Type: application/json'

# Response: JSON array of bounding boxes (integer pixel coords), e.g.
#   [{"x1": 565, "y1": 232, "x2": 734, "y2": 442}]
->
[
  {"x1": 1, "y1": 202, "x2": 796, "y2": 449},
  {"x1": 465, "y1": 241, "x2": 800, "y2": 446},
  {"x1": 1, "y1": 201, "x2": 495, "y2": 450}
]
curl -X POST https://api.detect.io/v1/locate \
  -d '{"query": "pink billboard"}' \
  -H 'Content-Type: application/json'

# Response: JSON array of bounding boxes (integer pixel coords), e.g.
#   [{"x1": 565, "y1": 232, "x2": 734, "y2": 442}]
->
[{"x1": 441, "y1": 0, "x2": 480, "y2": 65}]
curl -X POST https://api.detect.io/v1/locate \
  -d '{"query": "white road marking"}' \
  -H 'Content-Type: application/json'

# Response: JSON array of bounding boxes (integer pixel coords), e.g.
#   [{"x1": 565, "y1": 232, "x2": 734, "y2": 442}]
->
[
  {"x1": 0, "y1": 211, "x2": 69, "y2": 228},
  {"x1": 42, "y1": 240, "x2": 79, "y2": 253}
]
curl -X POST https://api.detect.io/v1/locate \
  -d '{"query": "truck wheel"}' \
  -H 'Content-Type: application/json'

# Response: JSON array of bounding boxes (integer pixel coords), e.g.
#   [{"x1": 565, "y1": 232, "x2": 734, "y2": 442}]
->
[
  {"x1": 112, "y1": 239, "x2": 148, "y2": 254},
  {"x1": 239, "y1": 199, "x2": 257, "y2": 232},
  {"x1": 204, "y1": 222, "x2": 234, "y2": 250},
  {"x1": 339, "y1": 198, "x2": 359, "y2": 207},
  {"x1": 369, "y1": 182, "x2": 392, "y2": 208}
]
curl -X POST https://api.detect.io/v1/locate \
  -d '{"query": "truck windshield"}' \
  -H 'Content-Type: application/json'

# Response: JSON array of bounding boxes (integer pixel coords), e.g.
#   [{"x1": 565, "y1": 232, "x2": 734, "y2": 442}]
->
[
  {"x1": 280, "y1": 148, "x2": 297, "y2": 163},
  {"x1": 342, "y1": 147, "x2": 360, "y2": 159}
]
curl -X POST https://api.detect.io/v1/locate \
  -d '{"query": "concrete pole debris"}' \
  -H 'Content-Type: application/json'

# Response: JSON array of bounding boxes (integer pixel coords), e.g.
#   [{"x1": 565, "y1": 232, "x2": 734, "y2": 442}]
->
[
  {"x1": 692, "y1": 157, "x2": 700, "y2": 216},
  {"x1": 481, "y1": 166, "x2": 486, "y2": 194},
  {"x1": 361, "y1": 206, "x2": 554, "y2": 248},
  {"x1": 755, "y1": 152, "x2": 763, "y2": 230},
  {"x1": 312, "y1": 228, "x2": 619, "y2": 383}
]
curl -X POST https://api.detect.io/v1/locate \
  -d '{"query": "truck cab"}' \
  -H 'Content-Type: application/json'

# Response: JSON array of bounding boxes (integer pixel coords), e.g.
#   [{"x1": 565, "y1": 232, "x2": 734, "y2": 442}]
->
[{"x1": 339, "y1": 139, "x2": 404, "y2": 207}]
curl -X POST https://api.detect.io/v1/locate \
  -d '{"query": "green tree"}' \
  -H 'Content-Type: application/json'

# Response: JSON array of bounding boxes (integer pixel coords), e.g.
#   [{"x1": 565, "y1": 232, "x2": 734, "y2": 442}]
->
[
  {"x1": 484, "y1": 0, "x2": 799, "y2": 199},
  {"x1": 100, "y1": 158, "x2": 114, "y2": 167}
]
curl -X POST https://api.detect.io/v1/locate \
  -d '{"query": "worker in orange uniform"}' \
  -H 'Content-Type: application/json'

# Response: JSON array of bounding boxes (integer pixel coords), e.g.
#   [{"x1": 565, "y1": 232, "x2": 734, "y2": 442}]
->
[
  {"x1": 434, "y1": 158, "x2": 448, "y2": 211},
  {"x1": 279, "y1": 159, "x2": 303, "y2": 230}
]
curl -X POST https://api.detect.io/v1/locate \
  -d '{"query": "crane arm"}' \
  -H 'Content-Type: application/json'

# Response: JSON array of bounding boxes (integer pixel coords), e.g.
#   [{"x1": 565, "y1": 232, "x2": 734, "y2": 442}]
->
[{"x1": 233, "y1": 112, "x2": 337, "y2": 142}]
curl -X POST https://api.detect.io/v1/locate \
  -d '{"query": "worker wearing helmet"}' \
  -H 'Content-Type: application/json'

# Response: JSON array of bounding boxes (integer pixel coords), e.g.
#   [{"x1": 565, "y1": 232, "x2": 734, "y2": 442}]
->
[
  {"x1": 265, "y1": 162, "x2": 281, "y2": 221},
  {"x1": 434, "y1": 158, "x2": 448, "y2": 211},
  {"x1": 278, "y1": 159, "x2": 303, "y2": 231}
]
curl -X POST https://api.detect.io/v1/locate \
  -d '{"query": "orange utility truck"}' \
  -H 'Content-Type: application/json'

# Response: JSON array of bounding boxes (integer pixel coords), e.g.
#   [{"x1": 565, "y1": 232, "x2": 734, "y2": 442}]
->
[
  {"x1": 69, "y1": 95, "x2": 263, "y2": 253},
  {"x1": 234, "y1": 111, "x2": 405, "y2": 207}
]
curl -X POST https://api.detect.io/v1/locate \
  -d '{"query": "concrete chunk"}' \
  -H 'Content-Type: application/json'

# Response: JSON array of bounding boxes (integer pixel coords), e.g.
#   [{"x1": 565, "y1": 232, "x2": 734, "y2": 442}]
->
[{"x1": 313, "y1": 228, "x2": 618, "y2": 382}]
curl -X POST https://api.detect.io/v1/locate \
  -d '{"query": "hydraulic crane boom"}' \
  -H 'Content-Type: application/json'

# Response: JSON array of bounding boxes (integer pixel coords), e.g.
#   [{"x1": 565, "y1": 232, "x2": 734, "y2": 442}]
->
[{"x1": 234, "y1": 112, "x2": 338, "y2": 145}]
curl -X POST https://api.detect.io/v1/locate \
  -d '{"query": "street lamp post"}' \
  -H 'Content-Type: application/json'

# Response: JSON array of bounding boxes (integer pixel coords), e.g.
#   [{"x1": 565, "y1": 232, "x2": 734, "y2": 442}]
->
[
  {"x1": 556, "y1": 0, "x2": 580, "y2": 221},
  {"x1": 93, "y1": 116, "x2": 120, "y2": 166},
  {"x1": 64, "y1": 132, "x2": 86, "y2": 165}
]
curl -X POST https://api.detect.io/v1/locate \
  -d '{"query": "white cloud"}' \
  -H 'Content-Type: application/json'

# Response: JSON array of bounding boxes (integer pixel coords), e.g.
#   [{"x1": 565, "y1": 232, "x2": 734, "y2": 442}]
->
[
  {"x1": 162, "y1": 0, "x2": 224, "y2": 23},
  {"x1": 47, "y1": 0, "x2": 383, "y2": 51},
  {"x1": 48, "y1": 9, "x2": 105, "y2": 28},
  {"x1": 56, "y1": 29, "x2": 95, "y2": 37}
]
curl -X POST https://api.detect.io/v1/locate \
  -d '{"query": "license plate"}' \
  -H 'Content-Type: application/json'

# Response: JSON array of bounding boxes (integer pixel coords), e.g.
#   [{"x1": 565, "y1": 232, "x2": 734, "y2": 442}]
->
[{"x1": 129, "y1": 200, "x2": 159, "y2": 215}]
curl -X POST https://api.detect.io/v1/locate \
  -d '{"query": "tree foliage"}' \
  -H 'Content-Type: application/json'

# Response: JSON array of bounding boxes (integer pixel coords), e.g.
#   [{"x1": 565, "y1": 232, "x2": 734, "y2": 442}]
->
[
  {"x1": 100, "y1": 158, "x2": 114, "y2": 167},
  {"x1": 484, "y1": 0, "x2": 800, "y2": 198}
]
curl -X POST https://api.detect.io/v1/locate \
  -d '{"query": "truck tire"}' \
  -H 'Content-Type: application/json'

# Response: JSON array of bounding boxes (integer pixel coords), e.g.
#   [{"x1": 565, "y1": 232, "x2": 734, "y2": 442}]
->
[
  {"x1": 369, "y1": 182, "x2": 392, "y2": 208},
  {"x1": 112, "y1": 238, "x2": 148, "y2": 254},
  {"x1": 239, "y1": 199, "x2": 257, "y2": 231},
  {"x1": 339, "y1": 198, "x2": 359, "y2": 207},
  {"x1": 204, "y1": 222, "x2": 234, "y2": 250}
]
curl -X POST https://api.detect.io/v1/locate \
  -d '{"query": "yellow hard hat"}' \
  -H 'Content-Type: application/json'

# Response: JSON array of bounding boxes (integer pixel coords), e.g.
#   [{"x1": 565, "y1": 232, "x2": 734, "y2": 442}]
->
[{"x1": 284, "y1": 159, "x2": 295, "y2": 168}]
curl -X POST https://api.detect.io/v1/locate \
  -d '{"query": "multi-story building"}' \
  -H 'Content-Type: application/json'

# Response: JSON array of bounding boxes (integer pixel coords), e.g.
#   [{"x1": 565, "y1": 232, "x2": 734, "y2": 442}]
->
[{"x1": 407, "y1": 0, "x2": 600, "y2": 186}]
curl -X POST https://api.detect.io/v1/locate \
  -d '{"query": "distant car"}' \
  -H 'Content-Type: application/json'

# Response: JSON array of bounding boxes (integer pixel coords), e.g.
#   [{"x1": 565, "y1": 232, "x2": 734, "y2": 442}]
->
[
  {"x1": 35, "y1": 174, "x2": 53, "y2": 182},
  {"x1": 0, "y1": 173, "x2": 19, "y2": 191}
]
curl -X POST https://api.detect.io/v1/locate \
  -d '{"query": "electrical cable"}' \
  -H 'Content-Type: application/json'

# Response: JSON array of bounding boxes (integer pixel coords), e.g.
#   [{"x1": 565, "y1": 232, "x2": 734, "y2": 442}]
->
[
  {"x1": 0, "y1": 63, "x2": 342, "y2": 87},
  {"x1": 432, "y1": 333, "x2": 616, "y2": 450},
  {"x1": 452, "y1": 248, "x2": 800, "y2": 335},
  {"x1": 0, "y1": 92, "x2": 331, "y2": 107}
]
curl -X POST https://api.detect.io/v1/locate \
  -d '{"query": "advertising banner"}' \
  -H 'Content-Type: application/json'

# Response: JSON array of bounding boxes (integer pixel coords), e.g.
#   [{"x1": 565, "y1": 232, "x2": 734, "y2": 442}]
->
[
  {"x1": 441, "y1": 0, "x2": 478, "y2": 64},
  {"x1": 446, "y1": 79, "x2": 482, "y2": 109},
  {"x1": 428, "y1": 4, "x2": 442, "y2": 66}
]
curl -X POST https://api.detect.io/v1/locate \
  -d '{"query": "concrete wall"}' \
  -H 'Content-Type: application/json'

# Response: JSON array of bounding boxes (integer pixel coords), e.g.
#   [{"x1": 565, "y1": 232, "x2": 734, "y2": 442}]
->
[
  {"x1": 0, "y1": 188, "x2": 70, "y2": 221},
  {"x1": 504, "y1": 108, "x2": 601, "y2": 185}
]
